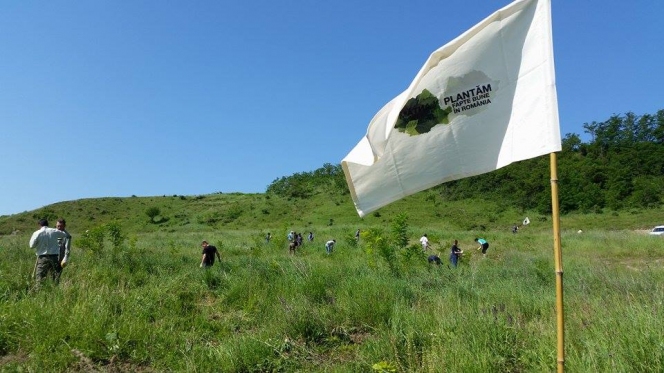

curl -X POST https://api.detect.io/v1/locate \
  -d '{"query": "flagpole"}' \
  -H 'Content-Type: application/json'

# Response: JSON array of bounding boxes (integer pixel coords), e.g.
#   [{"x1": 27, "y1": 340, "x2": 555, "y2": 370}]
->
[{"x1": 550, "y1": 152, "x2": 565, "y2": 372}]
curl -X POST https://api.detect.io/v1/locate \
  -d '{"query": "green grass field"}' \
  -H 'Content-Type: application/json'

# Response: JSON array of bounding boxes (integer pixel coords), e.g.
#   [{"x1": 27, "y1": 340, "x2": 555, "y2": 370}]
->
[{"x1": 1, "y1": 201, "x2": 663, "y2": 372}]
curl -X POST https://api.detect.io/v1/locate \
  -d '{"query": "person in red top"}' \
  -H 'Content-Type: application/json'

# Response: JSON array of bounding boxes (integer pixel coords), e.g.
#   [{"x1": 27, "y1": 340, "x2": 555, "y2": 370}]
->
[{"x1": 200, "y1": 241, "x2": 221, "y2": 268}]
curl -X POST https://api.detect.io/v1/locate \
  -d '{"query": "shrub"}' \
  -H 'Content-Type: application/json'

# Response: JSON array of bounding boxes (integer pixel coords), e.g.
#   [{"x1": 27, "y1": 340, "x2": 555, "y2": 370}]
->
[
  {"x1": 78, "y1": 225, "x2": 106, "y2": 253},
  {"x1": 106, "y1": 221, "x2": 124, "y2": 252},
  {"x1": 390, "y1": 213, "x2": 409, "y2": 250},
  {"x1": 145, "y1": 207, "x2": 161, "y2": 223}
]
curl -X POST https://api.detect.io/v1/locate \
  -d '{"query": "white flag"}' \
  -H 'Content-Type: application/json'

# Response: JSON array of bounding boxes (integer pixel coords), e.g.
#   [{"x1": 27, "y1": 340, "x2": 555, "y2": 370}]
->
[{"x1": 342, "y1": 0, "x2": 561, "y2": 217}]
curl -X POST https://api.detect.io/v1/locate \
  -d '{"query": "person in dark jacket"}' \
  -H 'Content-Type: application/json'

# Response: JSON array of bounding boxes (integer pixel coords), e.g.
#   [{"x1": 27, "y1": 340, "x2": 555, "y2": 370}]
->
[{"x1": 450, "y1": 240, "x2": 463, "y2": 267}]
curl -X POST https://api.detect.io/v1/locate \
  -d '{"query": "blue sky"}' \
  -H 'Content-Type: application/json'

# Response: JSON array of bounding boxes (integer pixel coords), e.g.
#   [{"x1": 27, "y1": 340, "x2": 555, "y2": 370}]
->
[{"x1": 1, "y1": 0, "x2": 662, "y2": 216}]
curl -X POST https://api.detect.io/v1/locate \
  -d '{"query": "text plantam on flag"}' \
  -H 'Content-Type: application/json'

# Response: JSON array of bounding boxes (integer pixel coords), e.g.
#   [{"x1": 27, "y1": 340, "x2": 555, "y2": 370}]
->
[{"x1": 342, "y1": 0, "x2": 561, "y2": 217}]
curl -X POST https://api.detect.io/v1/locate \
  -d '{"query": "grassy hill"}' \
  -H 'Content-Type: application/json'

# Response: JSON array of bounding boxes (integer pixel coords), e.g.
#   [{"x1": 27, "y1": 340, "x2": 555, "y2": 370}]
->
[
  {"x1": 1, "y1": 188, "x2": 664, "y2": 371},
  {"x1": 1, "y1": 189, "x2": 662, "y2": 238}
]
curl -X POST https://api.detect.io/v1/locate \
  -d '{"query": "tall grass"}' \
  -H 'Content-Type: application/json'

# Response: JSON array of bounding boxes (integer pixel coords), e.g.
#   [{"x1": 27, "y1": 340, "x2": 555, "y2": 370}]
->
[{"x1": 1, "y1": 224, "x2": 663, "y2": 371}]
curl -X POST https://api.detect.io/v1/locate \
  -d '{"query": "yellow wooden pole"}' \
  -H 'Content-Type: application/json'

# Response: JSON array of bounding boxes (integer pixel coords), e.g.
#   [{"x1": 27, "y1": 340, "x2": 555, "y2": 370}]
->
[{"x1": 550, "y1": 152, "x2": 565, "y2": 372}]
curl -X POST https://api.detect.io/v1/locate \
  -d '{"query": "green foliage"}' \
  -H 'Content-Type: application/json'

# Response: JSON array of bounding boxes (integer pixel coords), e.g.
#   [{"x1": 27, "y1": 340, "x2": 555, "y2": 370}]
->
[
  {"x1": 76, "y1": 223, "x2": 126, "y2": 258},
  {"x1": 390, "y1": 213, "x2": 410, "y2": 250},
  {"x1": 145, "y1": 206, "x2": 161, "y2": 223},
  {"x1": 128, "y1": 235, "x2": 138, "y2": 251},
  {"x1": 343, "y1": 230, "x2": 358, "y2": 248},
  {"x1": 400, "y1": 243, "x2": 424, "y2": 263},
  {"x1": 197, "y1": 210, "x2": 222, "y2": 226},
  {"x1": 266, "y1": 163, "x2": 348, "y2": 198},
  {"x1": 436, "y1": 110, "x2": 664, "y2": 213},
  {"x1": 363, "y1": 227, "x2": 385, "y2": 269},
  {"x1": 373, "y1": 360, "x2": 398, "y2": 372},
  {"x1": 106, "y1": 221, "x2": 124, "y2": 251},
  {"x1": 223, "y1": 203, "x2": 243, "y2": 223},
  {"x1": 362, "y1": 215, "x2": 416, "y2": 277},
  {"x1": 78, "y1": 225, "x2": 106, "y2": 253},
  {"x1": 31, "y1": 209, "x2": 59, "y2": 224},
  {"x1": 377, "y1": 239, "x2": 399, "y2": 277}
]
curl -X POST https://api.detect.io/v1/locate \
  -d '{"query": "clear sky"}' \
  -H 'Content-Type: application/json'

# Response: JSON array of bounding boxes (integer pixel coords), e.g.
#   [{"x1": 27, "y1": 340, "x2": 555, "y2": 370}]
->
[{"x1": 1, "y1": 0, "x2": 662, "y2": 216}]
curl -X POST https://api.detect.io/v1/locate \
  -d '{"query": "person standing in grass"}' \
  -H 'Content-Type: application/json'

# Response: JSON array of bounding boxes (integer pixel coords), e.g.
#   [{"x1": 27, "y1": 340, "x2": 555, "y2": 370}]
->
[
  {"x1": 200, "y1": 241, "x2": 221, "y2": 268},
  {"x1": 55, "y1": 218, "x2": 72, "y2": 269},
  {"x1": 449, "y1": 240, "x2": 463, "y2": 267},
  {"x1": 308, "y1": 231, "x2": 314, "y2": 242},
  {"x1": 325, "y1": 239, "x2": 336, "y2": 255},
  {"x1": 355, "y1": 229, "x2": 361, "y2": 242},
  {"x1": 420, "y1": 234, "x2": 431, "y2": 252},
  {"x1": 475, "y1": 237, "x2": 489, "y2": 257},
  {"x1": 29, "y1": 218, "x2": 68, "y2": 285}
]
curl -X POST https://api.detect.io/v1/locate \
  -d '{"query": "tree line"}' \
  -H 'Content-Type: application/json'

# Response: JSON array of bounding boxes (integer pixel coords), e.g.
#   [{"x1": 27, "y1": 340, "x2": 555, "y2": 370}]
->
[
  {"x1": 267, "y1": 110, "x2": 664, "y2": 214},
  {"x1": 266, "y1": 163, "x2": 349, "y2": 199}
]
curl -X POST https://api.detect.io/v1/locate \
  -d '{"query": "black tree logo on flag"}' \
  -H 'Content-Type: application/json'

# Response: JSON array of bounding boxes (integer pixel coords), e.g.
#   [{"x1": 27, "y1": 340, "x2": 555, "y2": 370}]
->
[{"x1": 394, "y1": 89, "x2": 452, "y2": 136}]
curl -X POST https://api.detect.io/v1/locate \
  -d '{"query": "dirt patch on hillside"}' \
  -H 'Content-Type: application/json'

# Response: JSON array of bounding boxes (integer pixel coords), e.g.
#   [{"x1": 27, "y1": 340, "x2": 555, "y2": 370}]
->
[
  {"x1": 623, "y1": 258, "x2": 664, "y2": 272},
  {"x1": 0, "y1": 351, "x2": 29, "y2": 367},
  {"x1": 0, "y1": 350, "x2": 158, "y2": 372}
]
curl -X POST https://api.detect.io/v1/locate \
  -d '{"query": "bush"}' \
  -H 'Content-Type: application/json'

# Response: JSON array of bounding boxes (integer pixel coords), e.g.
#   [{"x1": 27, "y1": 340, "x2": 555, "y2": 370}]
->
[{"x1": 145, "y1": 207, "x2": 161, "y2": 223}]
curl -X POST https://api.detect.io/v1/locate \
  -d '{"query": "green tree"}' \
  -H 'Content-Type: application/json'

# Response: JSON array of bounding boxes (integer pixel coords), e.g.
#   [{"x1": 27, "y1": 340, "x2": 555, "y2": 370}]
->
[
  {"x1": 390, "y1": 213, "x2": 409, "y2": 250},
  {"x1": 266, "y1": 163, "x2": 348, "y2": 198},
  {"x1": 145, "y1": 207, "x2": 161, "y2": 223}
]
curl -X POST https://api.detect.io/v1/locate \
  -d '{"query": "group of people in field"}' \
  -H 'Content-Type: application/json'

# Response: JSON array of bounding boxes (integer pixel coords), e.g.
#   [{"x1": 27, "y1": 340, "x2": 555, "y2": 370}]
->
[
  {"x1": 26, "y1": 217, "x2": 226, "y2": 286},
  {"x1": 26, "y1": 215, "x2": 495, "y2": 283},
  {"x1": 201, "y1": 228, "x2": 491, "y2": 271},
  {"x1": 273, "y1": 227, "x2": 491, "y2": 267},
  {"x1": 282, "y1": 230, "x2": 337, "y2": 255},
  {"x1": 26, "y1": 217, "x2": 227, "y2": 285},
  {"x1": 421, "y1": 233, "x2": 491, "y2": 267}
]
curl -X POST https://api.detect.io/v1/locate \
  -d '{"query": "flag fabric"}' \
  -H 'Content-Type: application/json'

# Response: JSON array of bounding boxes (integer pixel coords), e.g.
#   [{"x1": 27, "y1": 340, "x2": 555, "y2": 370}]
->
[{"x1": 342, "y1": 0, "x2": 561, "y2": 217}]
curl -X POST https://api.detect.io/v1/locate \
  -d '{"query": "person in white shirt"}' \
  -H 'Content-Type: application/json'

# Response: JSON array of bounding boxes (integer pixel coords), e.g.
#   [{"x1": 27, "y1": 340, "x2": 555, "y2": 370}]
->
[
  {"x1": 29, "y1": 219, "x2": 67, "y2": 285},
  {"x1": 420, "y1": 234, "x2": 431, "y2": 252},
  {"x1": 325, "y1": 240, "x2": 336, "y2": 255}
]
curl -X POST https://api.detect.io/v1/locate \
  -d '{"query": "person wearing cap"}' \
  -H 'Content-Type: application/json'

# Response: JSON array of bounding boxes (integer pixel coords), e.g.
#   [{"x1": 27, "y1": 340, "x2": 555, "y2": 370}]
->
[{"x1": 29, "y1": 218, "x2": 68, "y2": 285}]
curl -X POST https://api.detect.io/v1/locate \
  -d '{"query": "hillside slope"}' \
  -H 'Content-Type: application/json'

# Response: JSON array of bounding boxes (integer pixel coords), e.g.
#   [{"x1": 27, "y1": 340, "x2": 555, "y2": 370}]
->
[{"x1": 2, "y1": 189, "x2": 662, "y2": 237}]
